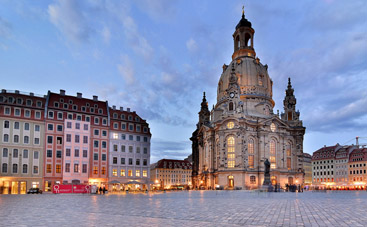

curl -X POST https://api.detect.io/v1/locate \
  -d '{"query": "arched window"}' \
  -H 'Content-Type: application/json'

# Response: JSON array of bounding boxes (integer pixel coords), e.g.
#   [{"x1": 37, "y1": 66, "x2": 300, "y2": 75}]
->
[
  {"x1": 227, "y1": 136, "x2": 235, "y2": 168},
  {"x1": 245, "y1": 33, "x2": 251, "y2": 47},
  {"x1": 270, "y1": 140, "x2": 276, "y2": 169},
  {"x1": 229, "y1": 102, "x2": 234, "y2": 111},
  {"x1": 4, "y1": 120, "x2": 9, "y2": 128},
  {"x1": 250, "y1": 176, "x2": 256, "y2": 184},
  {"x1": 13, "y1": 164, "x2": 18, "y2": 173},
  {"x1": 14, "y1": 135, "x2": 19, "y2": 143},
  {"x1": 2, "y1": 163, "x2": 7, "y2": 173},
  {"x1": 236, "y1": 36, "x2": 240, "y2": 49},
  {"x1": 286, "y1": 143, "x2": 291, "y2": 170},
  {"x1": 24, "y1": 136, "x2": 29, "y2": 144},
  {"x1": 23, "y1": 164, "x2": 28, "y2": 174},
  {"x1": 248, "y1": 139, "x2": 254, "y2": 168},
  {"x1": 3, "y1": 134, "x2": 9, "y2": 142}
]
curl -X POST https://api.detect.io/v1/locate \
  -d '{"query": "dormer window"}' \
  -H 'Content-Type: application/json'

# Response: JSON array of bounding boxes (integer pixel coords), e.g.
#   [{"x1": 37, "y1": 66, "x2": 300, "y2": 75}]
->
[
  {"x1": 63, "y1": 103, "x2": 68, "y2": 109},
  {"x1": 54, "y1": 102, "x2": 59, "y2": 108}
]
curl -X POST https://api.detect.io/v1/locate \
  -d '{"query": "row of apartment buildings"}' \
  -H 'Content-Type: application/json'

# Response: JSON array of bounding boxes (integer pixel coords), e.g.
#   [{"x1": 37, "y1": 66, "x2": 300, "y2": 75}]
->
[
  {"x1": 0, "y1": 89, "x2": 151, "y2": 194},
  {"x1": 312, "y1": 143, "x2": 367, "y2": 189}
]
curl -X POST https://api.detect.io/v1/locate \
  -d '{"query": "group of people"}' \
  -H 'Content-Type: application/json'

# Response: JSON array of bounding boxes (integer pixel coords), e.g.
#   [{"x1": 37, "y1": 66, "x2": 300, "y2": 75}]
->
[{"x1": 98, "y1": 186, "x2": 107, "y2": 194}]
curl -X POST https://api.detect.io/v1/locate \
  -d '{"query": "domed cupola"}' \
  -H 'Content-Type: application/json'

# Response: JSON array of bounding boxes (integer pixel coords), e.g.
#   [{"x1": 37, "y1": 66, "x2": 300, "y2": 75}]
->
[{"x1": 232, "y1": 7, "x2": 256, "y2": 60}]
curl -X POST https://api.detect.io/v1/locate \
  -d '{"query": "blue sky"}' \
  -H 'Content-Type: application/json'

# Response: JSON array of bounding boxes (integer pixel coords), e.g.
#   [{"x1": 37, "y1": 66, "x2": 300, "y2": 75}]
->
[{"x1": 1, "y1": 0, "x2": 366, "y2": 163}]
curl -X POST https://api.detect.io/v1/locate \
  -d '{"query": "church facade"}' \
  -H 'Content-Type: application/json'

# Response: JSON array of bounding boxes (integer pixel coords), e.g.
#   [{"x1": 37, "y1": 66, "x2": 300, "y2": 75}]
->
[{"x1": 191, "y1": 11, "x2": 306, "y2": 190}]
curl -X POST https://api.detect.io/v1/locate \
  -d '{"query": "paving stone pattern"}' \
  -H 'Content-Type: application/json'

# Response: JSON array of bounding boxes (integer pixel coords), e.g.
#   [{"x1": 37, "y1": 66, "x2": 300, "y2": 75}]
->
[{"x1": 1, "y1": 191, "x2": 367, "y2": 226}]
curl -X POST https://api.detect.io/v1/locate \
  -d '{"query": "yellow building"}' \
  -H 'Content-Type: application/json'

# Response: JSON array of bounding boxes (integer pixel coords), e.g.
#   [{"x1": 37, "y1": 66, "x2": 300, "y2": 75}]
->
[
  {"x1": 348, "y1": 148, "x2": 367, "y2": 189},
  {"x1": 150, "y1": 159, "x2": 192, "y2": 190}
]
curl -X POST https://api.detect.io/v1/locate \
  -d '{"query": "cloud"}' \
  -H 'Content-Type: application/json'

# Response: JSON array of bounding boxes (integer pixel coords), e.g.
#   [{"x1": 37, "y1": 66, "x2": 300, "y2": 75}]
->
[
  {"x1": 150, "y1": 138, "x2": 191, "y2": 163},
  {"x1": 101, "y1": 26, "x2": 111, "y2": 44},
  {"x1": 0, "y1": 16, "x2": 11, "y2": 39},
  {"x1": 117, "y1": 54, "x2": 135, "y2": 85},
  {"x1": 186, "y1": 38, "x2": 198, "y2": 53},
  {"x1": 48, "y1": 0, "x2": 92, "y2": 43},
  {"x1": 135, "y1": 0, "x2": 178, "y2": 21}
]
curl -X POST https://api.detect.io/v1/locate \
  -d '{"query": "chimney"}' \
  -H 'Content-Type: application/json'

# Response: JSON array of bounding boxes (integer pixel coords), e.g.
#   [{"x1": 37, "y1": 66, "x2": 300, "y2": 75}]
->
[
  {"x1": 15, "y1": 90, "x2": 19, "y2": 94},
  {"x1": 30, "y1": 93, "x2": 34, "y2": 96},
  {"x1": 1, "y1": 89, "x2": 6, "y2": 93},
  {"x1": 60, "y1": 89, "x2": 66, "y2": 95},
  {"x1": 77, "y1": 92, "x2": 82, "y2": 98},
  {"x1": 127, "y1": 108, "x2": 130, "y2": 112},
  {"x1": 120, "y1": 107, "x2": 123, "y2": 111},
  {"x1": 93, "y1": 95, "x2": 98, "y2": 101},
  {"x1": 112, "y1": 105, "x2": 116, "y2": 110},
  {"x1": 133, "y1": 111, "x2": 136, "y2": 114}
]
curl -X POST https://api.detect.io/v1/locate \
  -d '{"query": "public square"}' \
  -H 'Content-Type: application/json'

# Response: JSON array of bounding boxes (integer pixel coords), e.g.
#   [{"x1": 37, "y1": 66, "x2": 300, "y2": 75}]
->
[{"x1": 1, "y1": 191, "x2": 367, "y2": 227}]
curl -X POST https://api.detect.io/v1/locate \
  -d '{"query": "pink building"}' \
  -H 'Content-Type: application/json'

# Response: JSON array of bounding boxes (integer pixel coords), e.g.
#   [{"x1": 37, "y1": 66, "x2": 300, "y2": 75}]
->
[{"x1": 62, "y1": 119, "x2": 90, "y2": 184}]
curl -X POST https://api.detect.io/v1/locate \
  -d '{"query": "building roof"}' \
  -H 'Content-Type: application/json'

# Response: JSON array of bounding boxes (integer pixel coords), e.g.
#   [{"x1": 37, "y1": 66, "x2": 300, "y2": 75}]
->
[
  {"x1": 312, "y1": 144, "x2": 341, "y2": 161},
  {"x1": 349, "y1": 148, "x2": 367, "y2": 162},
  {"x1": 154, "y1": 159, "x2": 192, "y2": 170}
]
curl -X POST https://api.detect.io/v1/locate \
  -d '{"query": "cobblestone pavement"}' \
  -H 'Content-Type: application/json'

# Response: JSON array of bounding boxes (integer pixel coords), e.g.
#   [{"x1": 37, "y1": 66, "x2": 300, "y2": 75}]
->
[{"x1": 1, "y1": 191, "x2": 367, "y2": 227}]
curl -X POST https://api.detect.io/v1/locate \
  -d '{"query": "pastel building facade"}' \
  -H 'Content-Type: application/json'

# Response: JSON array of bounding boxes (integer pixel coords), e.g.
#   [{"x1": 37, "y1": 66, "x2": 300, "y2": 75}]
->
[
  {"x1": 0, "y1": 90, "x2": 45, "y2": 194},
  {"x1": 348, "y1": 148, "x2": 367, "y2": 187},
  {"x1": 108, "y1": 106, "x2": 151, "y2": 190}
]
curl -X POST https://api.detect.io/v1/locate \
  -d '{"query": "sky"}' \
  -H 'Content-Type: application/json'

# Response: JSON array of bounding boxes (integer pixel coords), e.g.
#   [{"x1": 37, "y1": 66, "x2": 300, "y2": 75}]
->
[{"x1": 1, "y1": 0, "x2": 367, "y2": 163}]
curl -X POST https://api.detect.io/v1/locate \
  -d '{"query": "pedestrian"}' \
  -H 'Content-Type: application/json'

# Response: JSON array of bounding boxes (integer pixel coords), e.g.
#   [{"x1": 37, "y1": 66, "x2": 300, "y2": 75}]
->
[
  {"x1": 99, "y1": 186, "x2": 102, "y2": 194},
  {"x1": 103, "y1": 186, "x2": 106, "y2": 194}
]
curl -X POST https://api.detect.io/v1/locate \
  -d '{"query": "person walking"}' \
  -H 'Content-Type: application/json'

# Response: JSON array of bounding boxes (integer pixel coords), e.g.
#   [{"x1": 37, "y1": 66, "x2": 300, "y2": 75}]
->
[
  {"x1": 99, "y1": 186, "x2": 102, "y2": 194},
  {"x1": 103, "y1": 186, "x2": 106, "y2": 194}
]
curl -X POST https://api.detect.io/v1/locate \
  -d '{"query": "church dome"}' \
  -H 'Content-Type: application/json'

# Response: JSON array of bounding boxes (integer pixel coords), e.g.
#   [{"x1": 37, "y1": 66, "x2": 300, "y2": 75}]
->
[{"x1": 236, "y1": 14, "x2": 252, "y2": 29}]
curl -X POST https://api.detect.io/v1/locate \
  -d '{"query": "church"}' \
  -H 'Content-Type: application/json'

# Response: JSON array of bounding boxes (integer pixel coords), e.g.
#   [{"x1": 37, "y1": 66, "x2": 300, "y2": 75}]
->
[{"x1": 191, "y1": 9, "x2": 306, "y2": 190}]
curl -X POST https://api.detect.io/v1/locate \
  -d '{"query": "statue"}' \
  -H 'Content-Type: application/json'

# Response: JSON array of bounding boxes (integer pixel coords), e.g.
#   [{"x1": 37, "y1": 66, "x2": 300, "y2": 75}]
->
[
  {"x1": 262, "y1": 159, "x2": 272, "y2": 191},
  {"x1": 264, "y1": 158, "x2": 270, "y2": 175}
]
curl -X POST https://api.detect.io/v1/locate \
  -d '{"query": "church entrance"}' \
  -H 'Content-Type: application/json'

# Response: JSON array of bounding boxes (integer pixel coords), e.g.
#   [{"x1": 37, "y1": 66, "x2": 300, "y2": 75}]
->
[
  {"x1": 228, "y1": 176, "x2": 234, "y2": 188},
  {"x1": 271, "y1": 176, "x2": 277, "y2": 185}
]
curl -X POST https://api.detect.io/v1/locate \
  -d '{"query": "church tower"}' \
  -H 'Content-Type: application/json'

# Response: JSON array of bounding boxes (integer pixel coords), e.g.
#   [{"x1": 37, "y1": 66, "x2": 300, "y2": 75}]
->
[
  {"x1": 281, "y1": 78, "x2": 301, "y2": 125},
  {"x1": 197, "y1": 92, "x2": 210, "y2": 128}
]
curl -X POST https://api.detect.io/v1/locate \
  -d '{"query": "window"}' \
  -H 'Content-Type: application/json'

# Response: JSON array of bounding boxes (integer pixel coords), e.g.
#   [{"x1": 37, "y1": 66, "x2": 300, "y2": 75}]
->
[
  {"x1": 136, "y1": 125, "x2": 141, "y2": 132},
  {"x1": 66, "y1": 134, "x2": 71, "y2": 142},
  {"x1": 22, "y1": 164, "x2": 27, "y2": 173},
  {"x1": 143, "y1": 159, "x2": 147, "y2": 166},
  {"x1": 94, "y1": 153, "x2": 98, "y2": 160},
  {"x1": 57, "y1": 125, "x2": 62, "y2": 131},
  {"x1": 82, "y1": 164, "x2": 87, "y2": 173},
  {"x1": 76, "y1": 115, "x2": 82, "y2": 121},
  {"x1": 56, "y1": 164, "x2": 61, "y2": 173},
  {"x1": 35, "y1": 111, "x2": 41, "y2": 119},
  {"x1": 74, "y1": 149, "x2": 79, "y2": 157},
  {"x1": 136, "y1": 147, "x2": 140, "y2": 153},
  {"x1": 121, "y1": 145, "x2": 126, "y2": 152},
  {"x1": 270, "y1": 140, "x2": 276, "y2": 169},
  {"x1": 250, "y1": 176, "x2": 256, "y2": 184},
  {"x1": 57, "y1": 112, "x2": 63, "y2": 120},
  {"x1": 120, "y1": 169, "x2": 125, "y2": 176},
  {"x1": 113, "y1": 157, "x2": 117, "y2": 164},
  {"x1": 129, "y1": 135, "x2": 133, "y2": 141},
  {"x1": 112, "y1": 169, "x2": 117, "y2": 176},
  {"x1": 128, "y1": 115, "x2": 132, "y2": 121},
  {"x1": 144, "y1": 137, "x2": 148, "y2": 142},
  {"x1": 47, "y1": 150, "x2": 52, "y2": 158},
  {"x1": 128, "y1": 170, "x2": 132, "y2": 176},
  {"x1": 129, "y1": 158, "x2": 133, "y2": 165},
  {"x1": 227, "y1": 136, "x2": 235, "y2": 168},
  {"x1": 35, "y1": 125, "x2": 40, "y2": 131},
  {"x1": 48, "y1": 124, "x2": 55, "y2": 131},
  {"x1": 67, "y1": 122, "x2": 72, "y2": 128},
  {"x1": 74, "y1": 164, "x2": 79, "y2": 173},
  {"x1": 83, "y1": 136, "x2": 88, "y2": 144},
  {"x1": 3, "y1": 134, "x2": 9, "y2": 142},
  {"x1": 84, "y1": 124, "x2": 88, "y2": 130},
  {"x1": 136, "y1": 159, "x2": 140, "y2": 165},
  {"x1": 248, "y1": 155, "x2": 254, "y2": 169},
  {"x1": 14, "y1": 135, "x2": 19, "y2": 143},
  {"x1": 102, "y1": 154, "x2": 106, "y2": 161},
  {"x1": 2, "y1": 163, "x2": 7, "y2": 173},
  {"x1": 46, "y1": 164, "x2": 51, "y2": 173},
  {"x1": 3, "y1": 148, "x2": 8, "y2": 157},
  {"x1": 121, "y1": 134, "x2": 126, "y2": 140},
  {"x1": 121, "y1": 158, "x2": 125, "y2": 165},
  {"x1": 66, "y1": 148, "x2": 71, "y2": 156},
  {"x1": 15, "y1": 109, "x2": 21, "y2": 116},
  {"x1": 24, "y1": 123, "x2": 30, "y2": 131},
  {"x1": 129, "y1": 124, "x2": 134, "y2": 131},
  {"x1": 57, "y1": 137, "x2": 63, "y2": 145},
  {"x1": 34, "y1": 151, "x2": 39, "y2": 159},
  {"x1": 287, "y1": 158, "x2": 291, "y2": 170},
  {"x1": 14, "y1": 122, "x2": 19, "y2": 129},
  {"x1": 13, "y1": 149, "x2": 18, "y2": 158},
  {"x1": 86, "y1": 116, "x2": 90, "y2": 122},
  {"x1": 121, "y1": 123, "x2": 126, "y2": 130},
  {"x1": 143, "y1": 170, "x2": 147, "y2": 177},
  {"x1": 113, "y1": 123, "x2": 118, "y2": 129},
  {"x1": 67, "y1": 114, "x2": 72, "y2": 120},
  {"x1": 143, "y1": 127, "x2": 148, "y2": 133},
  {"x1": 137, "y1": 136, "x2": 141, "y2": 142},
  {"x1": 94, "y1": 117, "x2": 99, "y2": 124},
  {"x1": 25, "y1": 110, "x2": 31, "y2": 117},
  {"x1": 47, "y1": 136, "x2": 53, "y2": 144},
  {"x1": 136, "y1": 170, "x2": 140, "y2": 177},
  {"x1": 129, "y1": 146, "x2": 133, "y2": 153},
  {"x1": 65, "y1": 163, "x2": 70, "y2": 173},
  {"x1": 227, "y1": 122, "x2": 234, "y2": 129},
  {"x1": 83, "y1": 150, "x2": 88, "y2": 158},
  {"x1": 113, "y1": 144, "x2": 118, "y2": 152},
  {"x1": 229, "y1": 102, "x2": 234, "y2": 111},
  {"x1": 13, "y1": 164, "x2": 18, "y2": 173},
  {"x1": 94, "y1": 141, "x2": 99, "y2": 148},
  {"x1": 75, "y1": 123, "x2": 80, "y2": 129},
  {"x1": 33, "y1": 166, "x2": 38, "y2": 174},
  {"x1": 102, "y1": 141, "x2": 107, "y2": 148},
  {"x1": 101, "y1": 167, "x2": 106, "y2": 175},
  {"x1": 4, "y1": 120, "x2": 9, "y2": 128},
  {"x1": 94, "y1": 130, "x2": 99, "y2": 136},
  {"x1": 48, "y1": 111, "x2": 54, "y2": 119},
  {"x1": 113, "y1": 133, "x2": 118, "y2": 139},
  {"x1": 23, "y1": 149, "x2": 28, "y2": 158},
  {"x1": 93, "y1": 166, "x2": 98, "y2": 174},
  {"x1": 75, "y1": 135, "x2": 80, "y2": 143},
  {"x1": 102, "y1": 130, "x2": 107, "y2": 137},
  {"x1": 144, "y1": 148, "x2": 148, "y2": 154}
]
